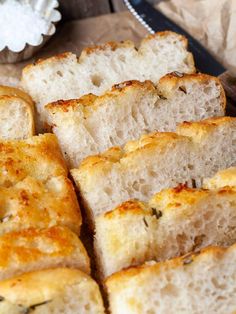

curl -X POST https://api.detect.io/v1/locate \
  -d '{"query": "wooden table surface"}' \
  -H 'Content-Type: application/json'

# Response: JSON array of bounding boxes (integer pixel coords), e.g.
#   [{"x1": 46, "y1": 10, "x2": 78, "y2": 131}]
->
[{"x1": 59, "y1": 0, "x2": 160, "y2": 19}]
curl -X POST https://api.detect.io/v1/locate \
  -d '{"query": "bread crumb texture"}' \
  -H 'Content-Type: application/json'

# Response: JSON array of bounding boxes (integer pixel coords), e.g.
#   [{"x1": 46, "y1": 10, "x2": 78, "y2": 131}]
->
[{"x1": 106, "y1": 243, "x2": 236, "y2": 314}]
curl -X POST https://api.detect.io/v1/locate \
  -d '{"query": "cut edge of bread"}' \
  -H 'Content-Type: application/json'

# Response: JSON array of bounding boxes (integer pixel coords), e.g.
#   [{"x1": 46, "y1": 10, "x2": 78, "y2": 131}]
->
[
  {"x1": 73, "y1": 116, "x2": 235, "y2": 174},
  {"x1": 45, "y1": 73, "x2": 226, "y2": 115},
  {"x1": 94, "y1": 182, "x2": 236, "y2": 278},
  {"x1": 22, "y1": 31, "x2": 195, "y2": 77},
  {"x1": 105, "y1": 242, "x2": 236, "y2": 288},
  {"x1": 0, "y1": 95, "x2": 35, "y2": 140}
]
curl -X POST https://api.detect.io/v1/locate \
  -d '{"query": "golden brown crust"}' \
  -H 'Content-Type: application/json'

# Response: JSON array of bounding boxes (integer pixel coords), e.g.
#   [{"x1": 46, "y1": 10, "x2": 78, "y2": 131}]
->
[
  {"x1": 22, "y1": 52, "x2": 74, "y2": 74},
  {"x1": 0, "y1": 85, "x2": 35, "y2": 110},
  {"x1": 45, "y1": 73, "x2": 225, "y2": 131},
  {"x1": 22, "y1": 31, "x2": 195, "y2": 77},
  {"x1": 101, "y1": 185, "x2": 235, "y2": 220},
  {"x1": 75, "y1": 132, "x2": 189, "y2": 175},
  {"x1": 80, "y1": 40, "x2": 134, "y2": 60},
  {"x1": 203, "y1": 167, "x2": 236, "y2": 189},
  {"x1": 0, "y1": 176, "x2": 81, "y2": 235},
  {"x1": 104, "y1": 200, "x2": 149, "y2": 219},
  {"x1": 0, "y1": 133, "x2": 67, "y2": 187},
  {"x1": 0, "y1": 268, "x2": 97, "y2": 308},
  {"x1": 177, "y1": 116, "x2": 235, "y2": 140},
  {"x1": 142, "y1": 31, "x2": 188, "y2": 47},
  {"x1": 157, "y1": 73, "x2": 226, "y2": 111},
  {"x1": 0, "y1": 226, "x2": 90, "y2": 277},
  {"x1": 45, "y1": 80, "x2": 155, "y2": 117},
  {"x1": 0, "y1": 95, "x2": 35, "y2": 137},
  {"x1": 106, "y1": 243, "x2": 236, "y2": 289}
]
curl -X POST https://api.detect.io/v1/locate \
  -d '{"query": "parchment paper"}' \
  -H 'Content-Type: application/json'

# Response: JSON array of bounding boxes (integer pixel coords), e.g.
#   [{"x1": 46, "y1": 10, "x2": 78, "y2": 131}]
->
[
  {"x1": 0, "y1": 1, "x2": 235, "y2": 86},
  {"x1": 157, "y1": 0, "x2": 236, "y2": 74}
]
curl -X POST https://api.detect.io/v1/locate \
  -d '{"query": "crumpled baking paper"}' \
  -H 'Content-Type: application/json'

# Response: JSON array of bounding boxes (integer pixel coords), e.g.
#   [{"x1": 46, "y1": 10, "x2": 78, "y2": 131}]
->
[{"x1": 156, "y1": 0, "x2": 236, "y2": 74}]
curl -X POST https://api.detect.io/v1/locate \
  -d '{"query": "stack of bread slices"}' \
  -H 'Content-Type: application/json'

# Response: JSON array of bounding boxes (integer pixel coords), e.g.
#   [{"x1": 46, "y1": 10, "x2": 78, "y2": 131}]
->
[{"x1": 0, "y1": 31, "x2": 235, "y2": 313}]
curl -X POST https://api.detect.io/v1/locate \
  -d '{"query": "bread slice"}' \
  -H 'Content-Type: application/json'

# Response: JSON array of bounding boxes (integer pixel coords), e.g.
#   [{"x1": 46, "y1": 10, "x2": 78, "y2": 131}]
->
[
  {"x1": 0, "y1": 226, "x2": 90, "y2": 281},
  {"x1": 21, "y1": 31, "x2": 195, "y2": 128},
  {"x1": 203, "y1": 167, "x2": 236, "y2": 189},
  {"x1": 0, "y1": 85, "x2": 34, "y2": 109},
  {"x1": 0, "y1": 268, "x2": 105, "y2": 314},
  {"x1": 71, "y1": 117, "x2": 236, "y2": 221},
  {"x1": 45, "y1": 74, "x2": 225, "y2": 168},
  {"x1": 106, "y1": 244, "x2": 236, "y2": 314},
  {"x1": 0, "y1": 133, "x2": 67, "y2": 187},
  {"x1": 95, "y1": 184, "x2": 236, "y2": 278},
  {"x1": 0, "y1": 85, "x2": 35, "y2": 140},
  {"x1": 0, "y1": 95, "x2": 34, "y2": 140},
  {"x1": 0, "y1": 175, "x2": 81, "y2": 235}
]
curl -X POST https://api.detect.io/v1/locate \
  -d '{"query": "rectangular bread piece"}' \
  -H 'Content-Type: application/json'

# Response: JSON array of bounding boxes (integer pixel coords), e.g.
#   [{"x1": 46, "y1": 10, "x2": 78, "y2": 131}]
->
[
  {"x1": 0, "y1": 226, "x2": 90, "y2": 281},
  {"x1": 95, "y1": 182, "x2": 236, "y2": 277},
  {"x1": 71, "y1": 117, "x2": 236, "y2": 221},
  {"x1": 0, "y1": 133, "x2": 67, "y2": 187},
  {"x1": 0, "y1": 268, "x2": 105, "y2": 314},
  {"x1": 0, "y1": 85, "x2": 35, "y2": 140},
  {"x1": 0, "y1": 96, "x2": 34, "y2": 140},
  {"x1": 0, "y1": 175, "x2": 81, "y2": 235},
  {"x1": 45, "y1": 73, "x2": 225, "y2": 168},
  {"x1": 21, "y1": 31, "x2": 195, "y2": 128},
  {"x1": 106, "y1": 244, "x2": 236, "y2": 314}
]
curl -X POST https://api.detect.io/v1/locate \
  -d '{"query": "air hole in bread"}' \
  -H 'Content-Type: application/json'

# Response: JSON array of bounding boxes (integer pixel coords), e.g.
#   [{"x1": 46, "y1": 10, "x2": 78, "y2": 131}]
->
[
  {"x1": 91, "y1": 74, "x2": 103, "y2": 87},
  {"x1": 160, "y1": 283, "x2": 179, "y2": 297},
  {"x1": 119, "y1": 55, "x2": 126, "y2": 62},
  {"x1": 204, "y1": 86, "x2": 213, "y2": 95},
  {"x1": 56, "y1": 71, "x2": 63, "y2": 77},
  {"x1": 116, "y1": 130, "x2": 123, "y2": 139}
]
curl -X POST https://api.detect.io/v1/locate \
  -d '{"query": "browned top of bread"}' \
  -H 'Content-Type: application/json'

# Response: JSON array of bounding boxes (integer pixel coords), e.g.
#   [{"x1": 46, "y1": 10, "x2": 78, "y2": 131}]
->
[
  {"x1": 0, "y1": 133, "x2": 67, "y2": 187},
  {"x1": 0, "y1": 226, "x2": 90, "y2": 279},
  {"x1": 75, "y1": 117, "x2": 235, "y2": 175},
  {"x1": 45, "y1": 73, "x2": 225, "y2": 117},
  {"x1": 0, "y1": 176, "x2": 81, "y2": 235},
  {"x1": 23, "y1": 31, "x2": 192, "y2": 74},
  {"x1": 106, "y1": 243, "x2": 236, "y2": 288}
]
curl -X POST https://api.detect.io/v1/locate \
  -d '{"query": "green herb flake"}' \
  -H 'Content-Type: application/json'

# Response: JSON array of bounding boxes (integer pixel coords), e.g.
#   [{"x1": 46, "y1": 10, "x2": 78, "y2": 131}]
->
[
  {"x1": 151, "y1": 208, "x2": 162, "y2": 219},
  {"x1": 143, "y1": 217, "x2": 149, "y2": 227}
]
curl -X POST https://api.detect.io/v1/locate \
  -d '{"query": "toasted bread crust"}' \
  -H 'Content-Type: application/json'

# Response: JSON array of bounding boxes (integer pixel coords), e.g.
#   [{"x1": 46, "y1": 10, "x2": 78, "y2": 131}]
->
[
  {"x1": 22, "y1": 31, "x2": 195, "y2": 77},
  {"x1": 0, "y1": 85, "x2": 34, "y2": 110},
  {"x1": 75, "y1": 117, "x2": 235, "y2": 176},
  {"x1": 0, "y1": 95, "x2": 35, "y2": 138},
  {"x1": 0, "y1": 176, "x2": 81, "y2": 235},
  {"x1": 102, "y1": 185, "x2": 235, "y2": 220},
  {"x1": 106, "y1": 243, "x2": 236, "y2": 289},
  {"x1": 0, "y1": 226, "x2": 90, "y2": 279},
  {"x1": 203, "y1": 167, "x2": 236, "y2": 189},
  {"x1": 0, "y1": 268, "x2": 105, "y2": 312},
  {"x1": 46, "y1": 73, "x2": 225, "y2": 118},
  {"x1": 0, "y1": 134, "x2": 67, "y2": 187}
]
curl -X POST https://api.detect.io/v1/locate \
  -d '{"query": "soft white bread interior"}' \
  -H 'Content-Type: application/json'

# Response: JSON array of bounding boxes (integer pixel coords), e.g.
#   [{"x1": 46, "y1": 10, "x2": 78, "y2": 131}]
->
[
  {"x1": 0, "y1": 268, "x2": 105, "y2": 314},
  {"x1": 95, "y1": 183, "x2": 236, "y2": 278},
  {"x1": 21, "y1": 31, "x2": 195, "y2": 128},
  {"x1": 0, "y1": 226, "x2": 90, "y2": 281},
  {"x1": 0, "y1": 133, "x2": 67, "y2": 187},
  {"x1": 71, "y1": 117, "x2": 236, "y2": 220},
  {"x1": 0, "y1": 176, "x2": 81, "y2": 235},
  {"x1": 0, "y1": 95, "x2": 34, "y2": 140},
  {"x1": 45, "y1": 74, "x2": 225, "y2": 168},
  {"x1": 106, "y1": 244, "x2": 236, "y2": 314},
  {"x1": 203, "y1": 166, "x2": 236, "y2": 189}
]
